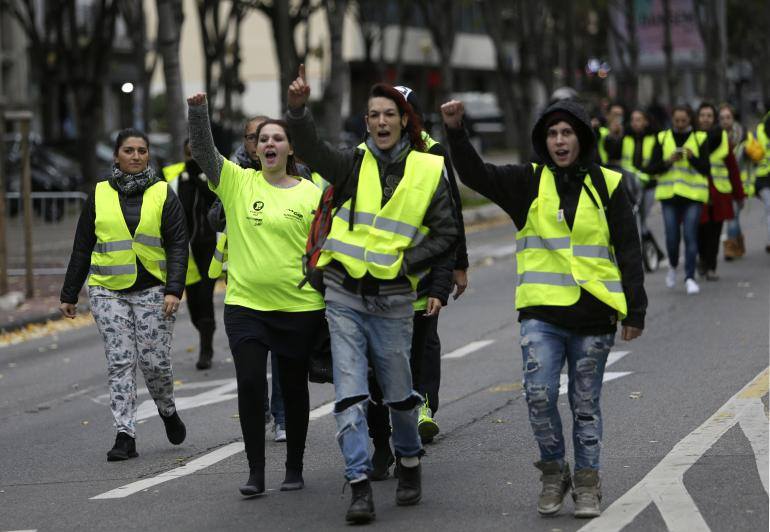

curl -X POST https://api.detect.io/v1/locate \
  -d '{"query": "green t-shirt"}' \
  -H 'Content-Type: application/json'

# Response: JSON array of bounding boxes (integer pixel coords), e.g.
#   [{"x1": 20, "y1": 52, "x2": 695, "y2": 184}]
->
[{"x1": 210, "y1": 160, "x2": 324, "y2": 312}]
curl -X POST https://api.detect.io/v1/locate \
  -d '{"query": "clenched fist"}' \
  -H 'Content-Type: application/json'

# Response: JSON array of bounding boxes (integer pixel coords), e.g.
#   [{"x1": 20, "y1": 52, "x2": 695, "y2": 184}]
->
[
  {"x1": 287, "y1": 64, "x2": 311, "y2": 110},
  {"x1": 441, "y1": 100, "x2": 465, "y2": 129},
  {"x1": 187, "y1": 93, "x2": 207, "y2": 106}
]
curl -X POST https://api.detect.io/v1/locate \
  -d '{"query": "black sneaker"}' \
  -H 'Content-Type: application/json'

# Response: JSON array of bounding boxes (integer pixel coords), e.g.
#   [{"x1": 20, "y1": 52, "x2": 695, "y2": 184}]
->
[
  {"x1": 345, "y1": 479, "x2": 375, "y2": 524},
  {"x1": 159, "y1": 409, "x2": 186, "y2": 445},
  {"x1": 369, "y1": 445, "x2": 395, "y2": 481},
  {"x1": 280, "y1": 468, "x2": 304, "y2": 491},
  {"x1": 395, "y1": 459, "x2": 422, "y2": 506},
  {"x1": 239, "y1": 467, "x2": 265, "y2": 498},
  {"x1": 195, "y1": 349, "x2": 213, "y2": 370},
  {"x1": 107, "y1": 432, "x2": 138, "y2": 462}
]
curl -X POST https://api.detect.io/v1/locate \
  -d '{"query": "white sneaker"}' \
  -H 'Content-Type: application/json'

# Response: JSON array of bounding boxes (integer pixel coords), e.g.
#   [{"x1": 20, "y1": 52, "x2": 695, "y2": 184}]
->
[
  {"x1": 685, "y1": 278, "x2": 700, "y2": 295},
  {"x1": 274, "y1": 425, "x2": 286, "y2": 442},
  {"x1": 665, "y1": 267, "x2": 677, "y2": 288}
]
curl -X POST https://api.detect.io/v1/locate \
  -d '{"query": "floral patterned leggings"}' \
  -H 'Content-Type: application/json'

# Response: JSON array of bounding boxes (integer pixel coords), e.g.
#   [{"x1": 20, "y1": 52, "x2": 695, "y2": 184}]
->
[{"x1": 89, "y1": 285, "x2": 177, "y2": 437}]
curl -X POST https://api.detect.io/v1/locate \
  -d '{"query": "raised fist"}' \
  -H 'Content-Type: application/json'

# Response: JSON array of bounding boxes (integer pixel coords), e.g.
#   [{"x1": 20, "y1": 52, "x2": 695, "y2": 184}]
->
[
  {"x1": 441, "y1": 100, "x2": 465, "y2": 129},
  {"x1": 287, "y1": 64, "x2": 311, "y2": 110},
  {"x1": 187, "y1": 93, "x2": 207, "y2": 107}
]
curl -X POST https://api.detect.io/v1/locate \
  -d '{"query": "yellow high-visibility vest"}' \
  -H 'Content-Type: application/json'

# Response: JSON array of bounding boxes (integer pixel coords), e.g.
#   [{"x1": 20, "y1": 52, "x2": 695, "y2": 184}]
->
[
  {"x1": 515, "y1": 165, "x2": 627, "y2": 319},
  {"x1": 163, "y1": 161, "x2": 202, "y2": 285},
  {"x1": 655, "y1": 130, "x2": 709, "y2": 203},
  {"x1": 619, "y1": 135, "x2": 656, "y2": 184},
  {"x1": 316, "y1": 144, "x2": 443, "y2": 290},
  {"x1": 89, "y1": 181, "x2": 169, "y2": 290},
  {"x1": 208, "y1": 230, "x2": 228, "y2": 279}
]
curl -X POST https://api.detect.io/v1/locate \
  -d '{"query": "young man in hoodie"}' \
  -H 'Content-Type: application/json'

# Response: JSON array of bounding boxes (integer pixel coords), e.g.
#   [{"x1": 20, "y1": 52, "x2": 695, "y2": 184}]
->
[{"x1": 441, "y1": 98, "x2": 647, "y2": 518}]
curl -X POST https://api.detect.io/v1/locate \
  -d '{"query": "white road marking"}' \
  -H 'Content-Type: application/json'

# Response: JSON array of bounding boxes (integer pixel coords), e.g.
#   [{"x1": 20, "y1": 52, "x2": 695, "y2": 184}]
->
[
  {"x1": 558, "y1": 350, "x2": 633, "y2": 395},
  {"x1": 442, "y1": 340, "x2": 496, "y2": 360},
  {"x1": 309, "y1": 401, "x2": 334, "y2": 420},
  {"x1": 90, "y1": 442, "x2": 245, "y2": 500},
  {"x1": 136, "y1": 380, "x2": 238, "y2": 421},
  {"x1": 577, "y1": 367, "x2": 769, "y2": 532}
]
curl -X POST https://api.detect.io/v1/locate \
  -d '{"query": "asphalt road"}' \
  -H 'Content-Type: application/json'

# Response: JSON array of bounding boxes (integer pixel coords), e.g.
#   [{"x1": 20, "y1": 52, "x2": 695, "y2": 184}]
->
[{"x1": 0, "y1": 199, "x2": 768, "y2": 532}]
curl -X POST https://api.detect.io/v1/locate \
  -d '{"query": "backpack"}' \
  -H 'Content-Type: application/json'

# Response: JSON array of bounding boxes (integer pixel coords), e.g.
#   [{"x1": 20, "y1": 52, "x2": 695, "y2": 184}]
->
[{"x1": 298, "y1": 148, "x2": 365, "y2": 292}]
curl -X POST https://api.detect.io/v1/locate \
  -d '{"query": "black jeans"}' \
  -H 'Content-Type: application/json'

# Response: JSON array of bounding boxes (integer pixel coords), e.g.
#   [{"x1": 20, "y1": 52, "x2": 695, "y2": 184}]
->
[
  {"x1": 698, "y1": 220, "x2": 724, "y2": 272},
  {"x1": 224, "y1": 305, "x2": 323, "y2": 472},
  {"x1": 368, "y1": 311, "x2": 441, "y2": 445}
]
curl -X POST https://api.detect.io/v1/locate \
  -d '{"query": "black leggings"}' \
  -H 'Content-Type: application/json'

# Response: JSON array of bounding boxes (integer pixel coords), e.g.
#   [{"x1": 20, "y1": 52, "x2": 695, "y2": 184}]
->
[
  {"x1": 225, "y1": 305, "x2": 323, "y2": 472},
  {"x1": 231, "y1": 343, "x2": 309, "y2": 471},
  {"x1": 185, "y1": 276, "x2": 216, "y2": 330},
  {"x1": 697, "y1": 220, "x2": 723, "y2": 272}
]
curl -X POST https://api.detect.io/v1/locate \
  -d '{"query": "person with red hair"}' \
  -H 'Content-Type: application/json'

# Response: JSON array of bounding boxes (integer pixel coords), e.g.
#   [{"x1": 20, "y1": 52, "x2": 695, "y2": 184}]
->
[{"x1": 286, "y1": 66, "x2": 458, "y2": 524}]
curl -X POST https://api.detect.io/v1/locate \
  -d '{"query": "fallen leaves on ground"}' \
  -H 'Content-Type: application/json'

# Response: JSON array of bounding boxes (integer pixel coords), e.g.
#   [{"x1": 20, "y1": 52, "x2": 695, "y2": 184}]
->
[{"x1": 0, "y1": 314, "x2": 94, "y2": 348}]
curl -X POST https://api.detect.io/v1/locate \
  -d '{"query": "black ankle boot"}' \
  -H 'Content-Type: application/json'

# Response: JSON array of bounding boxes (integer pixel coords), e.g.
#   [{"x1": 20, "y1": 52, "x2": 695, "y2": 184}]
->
[
  {"x1": 345, "y1": 479, "x2": 375, "y2": 524},
  {"x1": 239, "y1": 467, "x2": 265, "y2": 498},
  {"x1": 369, "y1": 444, "x2": 395, "y2": 481},
  {"x1": 395, "y1": 459, "x2": 422, "y2": 506},
  {"x1": 195, "y1": 319, "x2": 215, "y2": 370},
  {"x1": 107, "y1": 432, "x2": 138, "y2": 462},
  {"x1": 280, "y1": 467, "x2": 304, "y2": 491},
  {"x1": 159, "y1": 409, "x2": 186, "y2": 445}
]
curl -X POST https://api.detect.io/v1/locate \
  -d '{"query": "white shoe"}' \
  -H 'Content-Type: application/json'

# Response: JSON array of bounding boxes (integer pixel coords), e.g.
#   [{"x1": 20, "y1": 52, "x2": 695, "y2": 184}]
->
[
  {"x1": 685, "y1": 278, "x2": 700, "y2": 295},
  {"x1": 274, "y1": 425, "x2": 286, "y2": 442},
  {"x1": 665, "y1": 268, "x2": 677, "y2": 288}
]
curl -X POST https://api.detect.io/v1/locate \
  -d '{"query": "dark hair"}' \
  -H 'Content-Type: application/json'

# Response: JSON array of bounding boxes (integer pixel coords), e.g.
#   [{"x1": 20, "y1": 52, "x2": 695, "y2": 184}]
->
[
  {"x1": 367, "y1": 83, "x2": 426, "y2": 152},
  {"x1": 671, "y1": 104, "x2": 694, "y2": 124},
  {"x1": 698, "y1": 101, "x2": 718, "y2": 117},
  {"x1": 114, "y1": 128, "x2": 150, "y2": 156},
  {"x1": 244, "y1": 115, "x2": 271, "y2": 133},
  {"x1": 254, "y1": 119, "x2": 299, "y2": 176}
]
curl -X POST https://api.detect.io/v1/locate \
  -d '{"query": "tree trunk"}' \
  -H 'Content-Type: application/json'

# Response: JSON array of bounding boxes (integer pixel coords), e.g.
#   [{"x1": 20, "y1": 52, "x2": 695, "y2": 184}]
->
[
  {"x1": 321, "y1": 0, "x2": 349, "y2": 145},
  {"x1": 662, "y1": 0, "x2": 677, "y2": 107},
  {"x1": 156, "y1": 0, "x2": 186, "y2": 162}
]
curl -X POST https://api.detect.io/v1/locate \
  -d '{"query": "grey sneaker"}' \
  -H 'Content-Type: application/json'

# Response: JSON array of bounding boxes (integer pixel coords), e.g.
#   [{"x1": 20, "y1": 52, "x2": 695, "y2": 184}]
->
[
  {"x1": 572, "y1": 469, "x2": 602, "y2": 518},
  {"x1": 535, "y1": 460, "x2": 571, "y2": 515}
]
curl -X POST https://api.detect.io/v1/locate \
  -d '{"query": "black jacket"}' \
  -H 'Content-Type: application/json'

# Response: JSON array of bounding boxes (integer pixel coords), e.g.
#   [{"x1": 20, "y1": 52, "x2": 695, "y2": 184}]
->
[
  {"x1": 286, "y1": 106, "x2": 459, "y2": 293},
  {"x1": 60, "y1": 180, "x2": 189, "y2": 303},
  {"x1": 176, "y1": 159, "x2": 218, "y2": 273},
  {"x1": 446, "y1": 99, "x2": 647, "y2": 333}
]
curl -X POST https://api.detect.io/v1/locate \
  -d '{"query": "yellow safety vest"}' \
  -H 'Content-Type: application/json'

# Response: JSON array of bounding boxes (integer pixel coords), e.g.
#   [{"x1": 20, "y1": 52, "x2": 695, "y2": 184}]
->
[
  {"x1": 597, "y1": 127, "x2": 609, "y2": 165},
  {"x1": 736, "y1": 139, "x2": 756, "y2": 197},
  {"x1": 756, "y1": 122, "x2": 770, "y2": 178},
  {"x1": 620, "y1": 135, "x2": 656, "y2": 184},
  {"x1": 310, "y1": 171, "x2": 331, "y2": 191},
  {"x1": 516, "y1": 165, "x2": 627, "y2": 319},
  {"x1": 208, "y1": 230, "x2": 228, "y2": 279},
  {"x1": 413, "y1": 131, "x2": 443, "y2": 311},
  {"x1": 698, "y1": 130, "x2": 731, "y2": 194},
  {"x1": 89, "y1": 181, "x2": 169, "y2": 290},
  {"x1": 317, "y1": 145, "x2": 443, "y2": 289},
  {"x1": 163, "y1": 161, "x2": 202, "y2": 285},
  {"x1": 655, "y1": 130, "x2": 709, "y2": 203}
]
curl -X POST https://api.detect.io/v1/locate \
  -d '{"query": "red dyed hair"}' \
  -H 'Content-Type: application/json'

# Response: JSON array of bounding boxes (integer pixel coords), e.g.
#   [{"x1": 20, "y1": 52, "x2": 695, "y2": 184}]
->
[{"x1": 368, "y1": 83, "x2": 426, "y2": 152}]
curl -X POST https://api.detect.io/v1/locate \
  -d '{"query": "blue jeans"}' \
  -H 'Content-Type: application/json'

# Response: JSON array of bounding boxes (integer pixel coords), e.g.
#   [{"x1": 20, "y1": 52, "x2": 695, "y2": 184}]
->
[
  {"x1": 264, "y1": 351, "x2": 285, "y2": 427},
  {"x1": 326, "y1": 300, "x2": 423, "y2": 481},
  {"x1": 520, "y1": 319, "x2": 615, "y2": 471},
  {"x1": 661, "y1": 197, "x2": 702, "y2": 280},
  {"x1": 726, "y1": 200, "x2": 743, "y2": 239}
]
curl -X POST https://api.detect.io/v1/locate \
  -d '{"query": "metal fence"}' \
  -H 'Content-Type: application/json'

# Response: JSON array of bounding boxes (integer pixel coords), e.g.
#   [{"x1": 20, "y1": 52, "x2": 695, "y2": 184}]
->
[{"x1": 5, "y1": 191, "x2": 87, "y2": 275}]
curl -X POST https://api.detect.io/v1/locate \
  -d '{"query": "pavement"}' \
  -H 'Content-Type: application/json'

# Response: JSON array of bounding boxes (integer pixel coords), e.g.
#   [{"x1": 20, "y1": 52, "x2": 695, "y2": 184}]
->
[{"x1": 0, "y1": 195, "x2": 767, "y2": 531}]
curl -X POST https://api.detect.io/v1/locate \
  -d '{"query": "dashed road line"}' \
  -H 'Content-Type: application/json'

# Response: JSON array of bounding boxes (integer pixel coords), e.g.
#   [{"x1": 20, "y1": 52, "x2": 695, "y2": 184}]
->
[
  {"x1": 577, "y1": 367, "x2": 769, "y2": 532},
  {"x1": 442, "y1": 340, "x2": 496, "y2": 360},
  {"x1": 558, "y1": 350, "x2": 632, "y2": 395}
]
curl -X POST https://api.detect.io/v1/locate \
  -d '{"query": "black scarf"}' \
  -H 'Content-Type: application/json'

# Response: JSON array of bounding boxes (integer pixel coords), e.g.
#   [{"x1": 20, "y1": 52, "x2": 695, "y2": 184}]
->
[{"x1": 110, "y1": 164, "x2": 162, "y2": 196}]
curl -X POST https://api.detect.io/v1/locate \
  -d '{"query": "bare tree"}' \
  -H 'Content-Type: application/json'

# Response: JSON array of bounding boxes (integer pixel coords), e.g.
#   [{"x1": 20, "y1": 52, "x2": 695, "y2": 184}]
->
[
  {"x1": 662, "y1": 0, "x2": 677, "y2": 107},
  {"x1": 693, "y1": 0, "x2": 727, "y2": 102},
  {"x1": 157, "y1": 0, "x2": 186, "y2": 162},
  {"x1": 606, "y1": 0, "x2": 639, "y2": 104},
  {"x1": 416, "y1": 0, "x2": 456, "y2": 101},
  {"x1": 320, "y1": 0, "x2": 349, "y2": 144},
  {"x1": 118, "y1": 0, "x2": 158, "y2": 131}
]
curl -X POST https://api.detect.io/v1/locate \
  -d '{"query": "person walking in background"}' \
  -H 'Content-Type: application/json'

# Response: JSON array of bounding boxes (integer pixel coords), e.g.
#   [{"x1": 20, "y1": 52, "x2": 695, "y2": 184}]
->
[
  {"x1": 441, "y1": 97, "x2": 646, "y2": 519},
  {"x1": 753, "y1": 110, "x2": 770, "y2": 253},
  {"x1": 188, "y1": 94, "x2": 325, "y2": 498},
  {"x1": 646, "y1": 105, "x2": 711, "y2": 294},
  {"x1": 719, "y1": 104, "x2": 751, "y2": 260},
  {"x1": 695, "y1": 103, "x2": 744, "y2": 281},
  {"x1": 163, "y1": 140, "x2": 219, "y2": 370},
  {"x1": 60, "y1": 128, "x2": 188, "y2": 461},
  {"x1": 286, "y1": 66, "x2": 459, "y2": 524}
]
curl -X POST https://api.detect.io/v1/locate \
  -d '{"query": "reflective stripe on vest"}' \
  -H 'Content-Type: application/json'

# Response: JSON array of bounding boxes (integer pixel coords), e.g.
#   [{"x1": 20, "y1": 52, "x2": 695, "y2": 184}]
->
[
  {"x1": 207, "y1": 229, "x2": 228, "y2": 279},
  {"x1": 515, "y1": 164, "x2": 628, "y2": 318},
  {"x1": 89, "y1": 180, "x2": 168, "y2": 290},
  {"x1": 316, "y1": 145, "x2": 443, "y2": 288},
  {"x1": 655, "y1": 130, "x2": 709, "y2": 203}
]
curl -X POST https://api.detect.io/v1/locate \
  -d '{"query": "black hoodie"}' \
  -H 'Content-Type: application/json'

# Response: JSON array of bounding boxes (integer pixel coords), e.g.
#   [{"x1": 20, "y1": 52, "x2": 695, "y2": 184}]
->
[{"x1": 446, "y1": 99, "x2": 647, "y2": 333}]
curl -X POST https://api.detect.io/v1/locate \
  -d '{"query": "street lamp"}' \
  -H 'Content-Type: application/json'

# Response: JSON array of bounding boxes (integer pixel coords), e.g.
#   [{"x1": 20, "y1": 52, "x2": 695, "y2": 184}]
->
[{"x1": 121, "y1": 82, "x2": 134, "y2": 94}]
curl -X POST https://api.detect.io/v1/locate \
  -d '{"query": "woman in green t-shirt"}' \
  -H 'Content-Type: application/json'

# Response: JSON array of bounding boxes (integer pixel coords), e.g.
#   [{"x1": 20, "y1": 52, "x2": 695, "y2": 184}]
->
[{"x1": 187, "y1": 93, "x2": 324, "y2": 497}]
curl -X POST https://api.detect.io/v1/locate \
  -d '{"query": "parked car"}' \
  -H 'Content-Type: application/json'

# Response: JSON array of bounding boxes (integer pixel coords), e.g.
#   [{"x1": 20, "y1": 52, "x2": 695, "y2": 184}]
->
[{"x1": 451, "y1": 92, "x2": 505, "y2": 152}]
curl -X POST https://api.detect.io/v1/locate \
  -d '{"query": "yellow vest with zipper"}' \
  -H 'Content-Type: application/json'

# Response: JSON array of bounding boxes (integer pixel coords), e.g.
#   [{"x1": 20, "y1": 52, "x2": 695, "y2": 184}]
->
[
  {"x1": 756, "y1": 122, "x2": 770, "y2": 178},
  {"x1": 317, "y1": 145, "x2": 443, "y2": 290},
  {"x1": 413, "y1": 131, "x2": 443, "y2": 311},
  {"x1": 516, "y1": 165, "x2": 627, "y2": 319},
  {"x1": 655, "y1": 130, "x2": 709, "y2": 203},
  {"x1": 163, "y1": 161, "x2": 202, "y2": 285},
  {"x1": 89, "y1": 180, "x2": 169, "y2": 290},
  {"x1": 620, "y1": 135, "x2": 655, "y2": 184}
]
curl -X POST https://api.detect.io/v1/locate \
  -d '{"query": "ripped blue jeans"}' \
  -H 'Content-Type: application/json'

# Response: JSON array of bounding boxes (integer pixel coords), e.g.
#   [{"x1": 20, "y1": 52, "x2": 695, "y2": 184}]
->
[
  {"x1": 326, "y1": 300, "x2": 423, "y2": 481},
  {"x1": 520, "y1": 319, "x2": 614, "y2": 471}
]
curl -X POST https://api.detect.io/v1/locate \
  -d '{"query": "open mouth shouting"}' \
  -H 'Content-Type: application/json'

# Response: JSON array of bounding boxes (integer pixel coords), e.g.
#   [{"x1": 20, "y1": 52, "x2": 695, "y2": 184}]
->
[{"x1": 263, "y1": 149, "x2": 278, "y2": 166}]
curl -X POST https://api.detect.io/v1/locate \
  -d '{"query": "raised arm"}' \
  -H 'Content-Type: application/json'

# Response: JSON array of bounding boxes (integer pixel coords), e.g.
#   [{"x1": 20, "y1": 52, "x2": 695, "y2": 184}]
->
[{"x1": 187, "y1": 93, "x2": 225, "y2": 186}]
